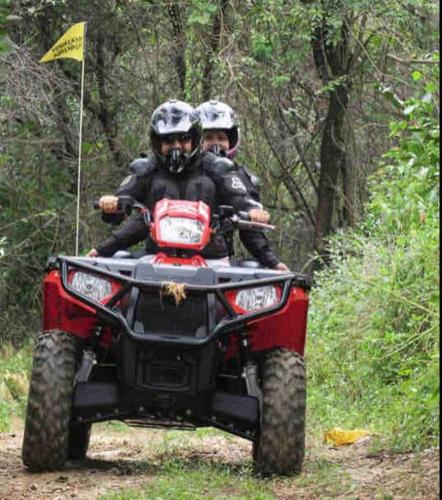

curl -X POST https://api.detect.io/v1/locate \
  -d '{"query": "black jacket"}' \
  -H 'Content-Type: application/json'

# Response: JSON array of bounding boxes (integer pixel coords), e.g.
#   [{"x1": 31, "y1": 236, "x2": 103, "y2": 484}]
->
[
  {"x1": 234, "y1": 163, "x2": 280, "y2": 269},
  {"x1": 96, "y1": 153, "x2": 258, "y2": 259}
]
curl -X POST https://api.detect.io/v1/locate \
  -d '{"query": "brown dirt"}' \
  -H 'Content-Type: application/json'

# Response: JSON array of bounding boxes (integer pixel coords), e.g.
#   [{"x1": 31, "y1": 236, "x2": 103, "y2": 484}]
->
[{"x1": 0, "y1": 422, "x2": 439, "y2": 499}]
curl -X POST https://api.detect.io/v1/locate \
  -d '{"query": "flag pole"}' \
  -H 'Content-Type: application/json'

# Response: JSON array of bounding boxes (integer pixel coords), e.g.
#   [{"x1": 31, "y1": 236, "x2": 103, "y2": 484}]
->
[{"x1": 75, "y1": 25, "x2": 86, "y2": 256}]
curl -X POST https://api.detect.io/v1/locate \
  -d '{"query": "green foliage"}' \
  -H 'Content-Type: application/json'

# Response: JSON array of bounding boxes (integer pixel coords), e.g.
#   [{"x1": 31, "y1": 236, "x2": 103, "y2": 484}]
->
[
  {"x1": 367, "y1": 86, "x2": 439, "y2": 236},
  {"x1": 0, "y1": 342, "x2": 32, "y2": 431},
  {"x1": 187, "y1": 0, "x2": 217, "y2": 27},
  {"x1": 307, "y1": 65, "x2": 440, "y2": 451},
  {"x1": 0, "y1": 127, "x2": 79, "y2": 343},
  {"x1": 0, "y1": 0, "x2": 12, "y2": 54}
]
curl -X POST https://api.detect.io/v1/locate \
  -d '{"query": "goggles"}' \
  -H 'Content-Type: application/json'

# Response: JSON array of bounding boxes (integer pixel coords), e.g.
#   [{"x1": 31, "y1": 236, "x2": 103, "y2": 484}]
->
[{"x1": 160, "y1": 133, "x2": 192, "y2": 146}]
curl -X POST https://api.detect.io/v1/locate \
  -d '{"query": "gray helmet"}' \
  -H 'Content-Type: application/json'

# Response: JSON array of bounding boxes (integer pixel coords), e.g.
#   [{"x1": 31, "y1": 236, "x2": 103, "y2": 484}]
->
[
  {"x1": 195, "y1": 100, "x2": 240, "y2": 158},
  {"x1": 150, "y1": 99, "x2": 202, "y2": 173}
]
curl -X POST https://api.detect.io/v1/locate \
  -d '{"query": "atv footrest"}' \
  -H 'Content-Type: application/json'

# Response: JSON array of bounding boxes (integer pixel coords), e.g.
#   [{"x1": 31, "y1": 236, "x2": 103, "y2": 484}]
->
[
  {"x1": 73, "y1": 382, "x2": 118, "y2": 408},
  {"x1": 211, "y1": 392, "x2": 258, "y2": 425}
]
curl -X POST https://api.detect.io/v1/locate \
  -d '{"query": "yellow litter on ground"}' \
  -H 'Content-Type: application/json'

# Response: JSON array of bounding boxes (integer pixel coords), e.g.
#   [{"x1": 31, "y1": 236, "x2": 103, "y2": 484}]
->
[{"x1": 324, "y1": 428, "x2": 371, "y2": 446}]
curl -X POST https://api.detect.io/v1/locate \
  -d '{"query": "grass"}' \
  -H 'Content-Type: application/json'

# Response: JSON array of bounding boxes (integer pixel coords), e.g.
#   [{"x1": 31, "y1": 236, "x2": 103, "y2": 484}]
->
[
  {"x1": 305, "y1": 73, "x2": 440, "y2": 453},
  {"x1": 0, "y1": 341, "x2": 33, "y2": 431},
  {"x1": 98, "y1": 427, "x2": 275, "y2": 500},
  {"x1": 96, "y1": 429, "x2": 357, "y2": 500},
  {"x1": 306, "y1": 229, "x2": 439, "y2": 452},
  {"x1": 101, "y1": 461, "x2": 274, "y2": 500}
]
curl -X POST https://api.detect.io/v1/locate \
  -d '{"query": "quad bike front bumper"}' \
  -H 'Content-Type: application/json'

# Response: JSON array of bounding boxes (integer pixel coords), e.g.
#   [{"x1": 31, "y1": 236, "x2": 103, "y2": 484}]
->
[
  {"x1": 57, "y1": 256, "x2": 309, "y2": 346},
  {"x1": 49, "y1": 256, "x2": 309, "y2": 439}
]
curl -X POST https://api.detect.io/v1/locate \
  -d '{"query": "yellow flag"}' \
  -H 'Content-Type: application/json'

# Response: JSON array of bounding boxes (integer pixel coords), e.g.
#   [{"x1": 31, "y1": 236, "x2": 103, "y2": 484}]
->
[{"x1": 40, "y1": 22, "x2": 86, "y2": 63}]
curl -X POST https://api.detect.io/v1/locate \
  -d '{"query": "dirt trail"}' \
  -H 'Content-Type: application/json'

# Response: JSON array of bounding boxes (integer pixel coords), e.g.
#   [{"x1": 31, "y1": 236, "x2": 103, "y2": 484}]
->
[{"x1": 0, "y1": 423, "x2": 439, "y2": 499}]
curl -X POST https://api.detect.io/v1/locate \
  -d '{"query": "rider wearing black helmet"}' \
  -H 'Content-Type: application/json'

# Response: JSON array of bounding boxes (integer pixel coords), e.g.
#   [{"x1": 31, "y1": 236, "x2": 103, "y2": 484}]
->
[
  {"x1": 99, "y1": 100, "x2": 202, "y2": 217},
  {"x1": 195, "y1": 100, "x2": 289, "y2": 271},
  {"x1": 89, "y1": 100, "x2": 269, "y2": 259}
]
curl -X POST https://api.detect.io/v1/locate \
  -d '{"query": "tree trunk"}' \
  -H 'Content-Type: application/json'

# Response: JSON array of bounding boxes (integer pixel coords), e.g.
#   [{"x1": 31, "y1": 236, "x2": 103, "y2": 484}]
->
[
  {"x1": 341, "y1": 127, "x2": 358, "y2": 228},
  {"x1": 95, "y1": 30, "x2": 125, "y2": 170},
  {"x1": 314, "y1": 85, "x2": 349, "y2": 252},
  {"x1": 311, "y1": 18, "x2": 352, "y2": 258},
  {"x1": 166, "y1": 1, "x2": 187, "y2": 96},
  {"x1": 202, "y1": 0, "x2": 230, "y2": 101}
]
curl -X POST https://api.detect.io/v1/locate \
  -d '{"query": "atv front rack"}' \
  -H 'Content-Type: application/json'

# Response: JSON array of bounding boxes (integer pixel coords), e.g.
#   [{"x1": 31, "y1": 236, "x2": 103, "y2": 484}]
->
[{"x1": 58, "y1": 256, "x2": 310, "y2": 347}]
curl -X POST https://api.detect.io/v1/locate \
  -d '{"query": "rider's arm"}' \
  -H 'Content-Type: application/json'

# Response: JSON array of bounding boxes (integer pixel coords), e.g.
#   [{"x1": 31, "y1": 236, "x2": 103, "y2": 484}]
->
[
  {"x1": 101, "y1": 157, "x2": 156, "y2": 225},
  {"x1": 239, "y1": 230, "x2": 280, "y2": 268},
  {"x1": 213, "y1": 166, "x2": 285, "y2": 267},
  {"x1": 95, "y1": 214, "x2": 149, "y2": 256},
  {"x1": 235, "y1": 164, "x2": 288, "y2": 270}
]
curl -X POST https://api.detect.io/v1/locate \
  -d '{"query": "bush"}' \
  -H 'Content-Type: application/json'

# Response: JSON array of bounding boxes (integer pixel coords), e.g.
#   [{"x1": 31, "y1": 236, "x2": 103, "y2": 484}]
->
[
  {"x1": 307, "y1": 64, "x2": 440, "y2": 451},
  {"x1": 0, "y1": 342, "x2": 33, "y2": 431}
]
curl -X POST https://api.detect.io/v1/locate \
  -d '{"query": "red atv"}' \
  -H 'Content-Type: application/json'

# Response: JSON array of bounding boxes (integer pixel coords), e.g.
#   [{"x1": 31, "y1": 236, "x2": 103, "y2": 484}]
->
[{"x1": 22, "y1": 197, "x2": 309, "y2": 475}]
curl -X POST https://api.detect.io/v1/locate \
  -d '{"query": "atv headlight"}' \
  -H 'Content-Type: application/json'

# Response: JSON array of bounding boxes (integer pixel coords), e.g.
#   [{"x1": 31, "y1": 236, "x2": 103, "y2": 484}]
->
[
  {"x1": 158, "y1": 217, "x2": 204, "y2": 245},
  {"x1": 235, "y1": 286, "x2": 279, "y2": 312},
  {"x1": 69, "y1": 272, "x2": 112, "y2": 302}
]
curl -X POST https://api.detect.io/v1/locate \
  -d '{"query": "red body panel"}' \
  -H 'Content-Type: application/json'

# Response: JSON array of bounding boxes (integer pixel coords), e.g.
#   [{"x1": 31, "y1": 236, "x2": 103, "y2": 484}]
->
[
  {"x1": 43, "y1": 270, "x2": 113, "y2": 346},
  {"x1": 152, "y1": 253, "x2": 208, "y2": 267},
  {"x1": 150, "y1": 199, "x2": 212, "y2": 251},
  {"x1": 248, "y1": 287, "x2": 308, "y2": 354},
  {"x1": 225, "y1": 287, "x2": 308, "y2": 358},
  {"x1": 44, "y1": 267, "x2": 308, "y2": 356}
]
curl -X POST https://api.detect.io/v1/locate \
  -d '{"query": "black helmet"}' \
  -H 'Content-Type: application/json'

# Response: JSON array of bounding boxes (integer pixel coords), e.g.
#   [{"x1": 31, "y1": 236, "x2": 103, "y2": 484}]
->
[
  {"x1": 150, "y1": 99, "x2": 202, "y2": 173},
  {"x1": 195, "y1": 100, "x2": 240, "y2": 158}
]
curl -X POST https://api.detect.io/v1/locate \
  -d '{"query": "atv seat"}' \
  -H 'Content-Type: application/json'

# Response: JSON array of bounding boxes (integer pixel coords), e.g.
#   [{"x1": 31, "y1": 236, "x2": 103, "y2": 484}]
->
[
  {"x1": 112, "y1": 249, "x2": 147, "y2": 259},
  {"x1": 235, "y1": 259, "x2": 261, "y2": 269}
]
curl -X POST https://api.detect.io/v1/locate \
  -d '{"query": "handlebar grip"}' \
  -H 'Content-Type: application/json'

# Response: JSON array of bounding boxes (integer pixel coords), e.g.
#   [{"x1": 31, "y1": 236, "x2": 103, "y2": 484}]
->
[{"x1": 237, "y1": 220, "x2": 275, "y2": 231}]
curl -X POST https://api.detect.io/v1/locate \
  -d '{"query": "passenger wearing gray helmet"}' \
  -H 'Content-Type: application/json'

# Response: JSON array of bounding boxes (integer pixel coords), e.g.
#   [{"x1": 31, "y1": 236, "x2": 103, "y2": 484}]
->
[{"x1": 195, "y1": 100, "x2": 289, "y2": 271}]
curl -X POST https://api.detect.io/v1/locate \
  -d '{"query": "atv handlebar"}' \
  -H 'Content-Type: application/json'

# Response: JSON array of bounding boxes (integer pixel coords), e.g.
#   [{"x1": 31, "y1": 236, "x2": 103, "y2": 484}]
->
[
  {"x1": 233, "y1": 214, "x2": 275, "y2": 231},
  {"x1": 214, "y1": 205, "x2": 275, "y2": 231},
  {"x1": 94, "y1": 197, "x2": 274, "y2": 231}
]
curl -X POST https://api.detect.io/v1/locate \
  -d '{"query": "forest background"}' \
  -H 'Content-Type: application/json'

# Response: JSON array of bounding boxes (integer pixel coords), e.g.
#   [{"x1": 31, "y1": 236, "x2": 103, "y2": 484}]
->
[{"x1": 0, "y1": 0, "x2": 439, "y2": 460}]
